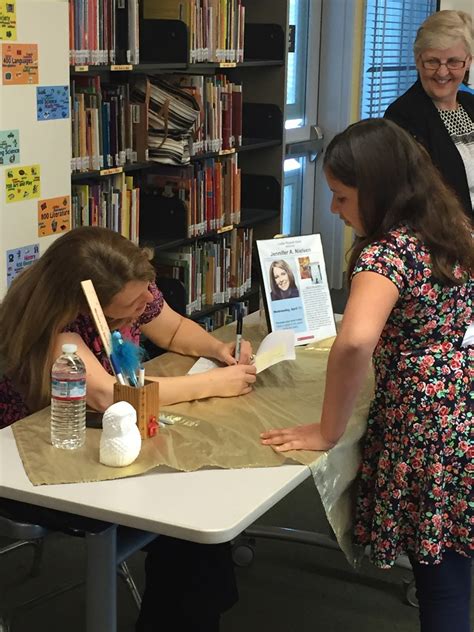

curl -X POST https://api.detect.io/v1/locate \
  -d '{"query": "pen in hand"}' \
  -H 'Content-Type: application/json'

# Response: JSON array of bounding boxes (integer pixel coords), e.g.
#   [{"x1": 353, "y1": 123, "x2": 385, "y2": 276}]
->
[{"x1": 235, "y1": 307, "x2": 243, "y2": 362}]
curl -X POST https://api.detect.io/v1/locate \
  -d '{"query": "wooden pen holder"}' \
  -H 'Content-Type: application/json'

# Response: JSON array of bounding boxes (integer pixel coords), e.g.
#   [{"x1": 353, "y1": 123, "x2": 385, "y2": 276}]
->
[{"x1": 113, "y1": 380, "x2": 160, "y2": 440}]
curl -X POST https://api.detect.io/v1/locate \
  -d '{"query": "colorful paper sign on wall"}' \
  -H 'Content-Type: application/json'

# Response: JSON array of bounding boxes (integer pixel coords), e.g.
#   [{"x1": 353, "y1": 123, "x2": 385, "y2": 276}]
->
[
  {"x1": 5, "y1": 164, "x2": 40, "y2": 203},
  {"x1": 6, "y1": 243, "x2": 39, "y2": 288},
  {"x1": 2, "y1": 43, "x2": 38, "y2": 84},
  {"x1": 0, "y1": 1, "x2": 16, "y2": 41},
  {"x1": 0, "y1": 129, "x2": 19, "y2": 165},
  {"x1": 38, "y1": 195, "x2": 71, "y2": 236},
  {"x1": 37, "y1": 86, "x2": 69, "y2": 121}
]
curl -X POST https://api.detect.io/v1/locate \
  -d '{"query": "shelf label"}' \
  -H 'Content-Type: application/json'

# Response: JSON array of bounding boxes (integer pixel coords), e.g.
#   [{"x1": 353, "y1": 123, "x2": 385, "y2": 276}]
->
[
  {"x1": 74, "y1": 65, "x2": 89, "y2": 72},
  {"x1": 219, "y1": 62, "x2": 237, "y2": 68},
  {"x1": 219, "y1": 148, "x2": 236, "y2": 156},
  {"x1": 217, "y1": 224, "x2": 234, "y2": 234},
  {"x1": 99, "y1": 166, "x2": 123, "y2": 176},
  {"x1": 110, "y1": 64, "x2": 133, "y2": 71}
]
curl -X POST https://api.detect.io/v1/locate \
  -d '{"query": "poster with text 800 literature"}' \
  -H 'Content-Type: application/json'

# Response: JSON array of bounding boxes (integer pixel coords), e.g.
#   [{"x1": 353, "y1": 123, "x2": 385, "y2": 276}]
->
[{"x1": 257, "y1": 234, "x2": 336, "y2": 346}]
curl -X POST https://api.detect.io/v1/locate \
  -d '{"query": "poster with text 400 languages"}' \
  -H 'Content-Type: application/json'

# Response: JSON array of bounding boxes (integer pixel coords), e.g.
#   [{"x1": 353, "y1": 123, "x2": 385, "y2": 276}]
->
[{"x1": 2, "y1": 42, "x2": 38, "y2": 84}]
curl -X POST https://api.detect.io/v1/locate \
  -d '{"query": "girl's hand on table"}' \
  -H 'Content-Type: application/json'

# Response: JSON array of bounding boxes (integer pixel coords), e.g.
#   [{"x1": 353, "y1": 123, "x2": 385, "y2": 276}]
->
[
  {"x1": 207, "y1": 364, "x2": 257, "y2": 397},
  {"x1": 215, "y1": 339, "x2": 253, "y2": 365},
  {"x1": 260, "y1": 423, "x2": 336, "y2": 452}
]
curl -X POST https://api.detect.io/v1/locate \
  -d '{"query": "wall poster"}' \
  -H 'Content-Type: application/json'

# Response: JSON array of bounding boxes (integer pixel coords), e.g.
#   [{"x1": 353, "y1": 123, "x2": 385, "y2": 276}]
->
[
  {"x1": 2, "y1": 42, "x2": 38, "y2": 84},
  {"x1": 6, "y1": 243, "x2": 39, "y2": 288},
  {"x1": 37, "y1": 195, "x2": 71, "y2": 236},
  {"x1": 5, "y1": 164, "x2": 40, "y2": 202}
]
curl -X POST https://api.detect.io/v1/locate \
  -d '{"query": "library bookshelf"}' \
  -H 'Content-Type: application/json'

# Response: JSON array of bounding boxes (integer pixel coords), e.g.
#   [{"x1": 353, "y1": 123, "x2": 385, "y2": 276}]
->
[{"x1": 1, "y1": 0, "x2": 288, "y2": 333}]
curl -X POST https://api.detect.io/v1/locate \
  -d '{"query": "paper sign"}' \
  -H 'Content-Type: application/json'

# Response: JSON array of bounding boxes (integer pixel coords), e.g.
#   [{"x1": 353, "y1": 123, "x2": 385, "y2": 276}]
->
[
  {"x1": 0, "y1": 129, "x2": 19, "y2": 165},
  {"x1": 0, "y1": 0, "x2": 16, "y2": 40},
  {"x1": 2, "y1": 43, "x2": 38, "y2": 84},
  {"x1": 5, "y1": 164, "x2": 40, "y2": 203},
  {"x1": 6, "y1": 243, "x2": 39, "y2": 288},
  {"x1": 37, "y1": 86, "x2": 69, "y2": 121},
  {"x1": 257, "y1": 234, "x2": 336, "y2": 345},
  {"x1": 37, "y1": 195, "x2": 71, "y2": 236}
]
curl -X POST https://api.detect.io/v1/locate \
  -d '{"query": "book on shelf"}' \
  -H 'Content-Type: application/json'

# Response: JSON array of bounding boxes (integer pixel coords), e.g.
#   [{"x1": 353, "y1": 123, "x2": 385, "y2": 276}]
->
[
  {"x1": 69, "y1": 0, "x2": 140, "y2": 66},
  {"x1": 141, "y1": 154, "x2": 240, "y2": 239},
  {"x1": 142, "y1": 0, "x2": 245, "y2": 64},
  {"x1": 71, "y1": 76, "x2": 148, "y2": 172},
  {"x1": 153, "y1": 227, "x2": 252, "y2": 315},
  {"x1": 71, "y1": 172, "x2": 139, "y2": 242}
]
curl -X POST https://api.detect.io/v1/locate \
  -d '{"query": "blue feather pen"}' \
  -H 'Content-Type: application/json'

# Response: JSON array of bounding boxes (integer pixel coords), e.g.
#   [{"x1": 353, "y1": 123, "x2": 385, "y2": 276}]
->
[{"x1": 111, "y1": 331, "x2": 141, "y2": 387}]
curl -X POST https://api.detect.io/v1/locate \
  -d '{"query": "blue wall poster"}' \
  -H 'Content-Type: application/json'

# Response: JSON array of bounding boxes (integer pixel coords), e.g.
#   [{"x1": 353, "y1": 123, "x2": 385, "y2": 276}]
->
[{"x1": 36, "y1": 85, "x2": 69, "y2": 121}]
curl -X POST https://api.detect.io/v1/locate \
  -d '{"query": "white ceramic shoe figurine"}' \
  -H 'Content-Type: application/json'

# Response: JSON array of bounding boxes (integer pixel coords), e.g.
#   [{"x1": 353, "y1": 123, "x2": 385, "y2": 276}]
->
[{"x1": 100, "y1": 401, "x2": 142, "y2": 467}]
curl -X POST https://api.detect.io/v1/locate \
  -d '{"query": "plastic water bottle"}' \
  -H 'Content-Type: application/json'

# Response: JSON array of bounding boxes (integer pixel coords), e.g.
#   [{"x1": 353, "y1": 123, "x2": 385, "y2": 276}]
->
[{"x1": 50, "y1": 343, "x2": 86, "y2": 449}]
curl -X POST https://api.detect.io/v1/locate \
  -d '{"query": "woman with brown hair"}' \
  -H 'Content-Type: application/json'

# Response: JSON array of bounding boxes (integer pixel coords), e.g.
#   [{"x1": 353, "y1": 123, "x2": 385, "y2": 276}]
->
[
  {"x1": 269, "y1": 259, "x2": 300, "y2": 301},
  {"x1": 0, "y1": 226, "x2": 255, "y2": 426},
  {"x1": 262, "y1": 118, "x2": 473, "y2": 632},
  {"x1": 0, "y1": 226, "x2": 257, "y2": 631}
]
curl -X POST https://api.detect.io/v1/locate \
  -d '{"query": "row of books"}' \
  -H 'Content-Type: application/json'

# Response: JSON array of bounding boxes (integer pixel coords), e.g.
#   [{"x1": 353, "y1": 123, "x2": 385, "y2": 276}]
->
[
  {"x1": 71, "y1": 173, "x2": 140, "y2": 243},
  {"x1": 143, "y1": 0, "x2": 246, "y2": 63},
  {"x1": 69, "y1": 0, "x2": 140, "y2": 66},
  {"x1": 143, "y1": 154, "x2": 241, "y2": 238},
  {"x1": 175, "y1": 74, "x2": 243, "y2": 154},
  {"x1": 196, "y1": 300, "x2": 249, "y2": 331},
  {"x1": 71, "y1": 76, "x2": 147, "y2": 172},
  {"x1": 154, "y1": 227, "x2": 253, "y2": 315}
]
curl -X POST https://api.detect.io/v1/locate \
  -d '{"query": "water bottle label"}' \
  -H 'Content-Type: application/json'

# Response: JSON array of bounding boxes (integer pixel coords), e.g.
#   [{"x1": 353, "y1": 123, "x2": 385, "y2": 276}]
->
[{"x1": 52, "y1": 378, "x2": 86, "y2": 400}]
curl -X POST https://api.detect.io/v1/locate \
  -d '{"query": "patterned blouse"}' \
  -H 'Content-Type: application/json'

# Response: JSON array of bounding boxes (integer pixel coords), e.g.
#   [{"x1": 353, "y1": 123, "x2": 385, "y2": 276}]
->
[
  {"x1": 351, "y1": 225, "x2": 473, "y2": 568},
  {"x1": 437, "y1": 104, "x2": 474, "y2": 211},
  {"x1": 0, "y1": 283, "x2": 163, "y2": 428}
]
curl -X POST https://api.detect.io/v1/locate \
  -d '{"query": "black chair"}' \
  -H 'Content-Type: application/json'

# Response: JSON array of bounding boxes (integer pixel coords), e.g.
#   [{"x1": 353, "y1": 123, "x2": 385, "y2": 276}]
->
[{"x1": 0, "y1": 511, "x2": 155, "y2": 630}]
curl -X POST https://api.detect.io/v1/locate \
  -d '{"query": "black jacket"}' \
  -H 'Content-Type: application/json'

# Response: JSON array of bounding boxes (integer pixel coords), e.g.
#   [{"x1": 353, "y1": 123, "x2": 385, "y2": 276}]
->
[{"x1": 384, "y1": 80, "x2": 474, "y2": 218}]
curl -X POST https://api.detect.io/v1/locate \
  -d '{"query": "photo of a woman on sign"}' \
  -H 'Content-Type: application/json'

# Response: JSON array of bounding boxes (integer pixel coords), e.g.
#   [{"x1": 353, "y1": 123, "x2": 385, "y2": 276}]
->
[{"x1": 269, "y1": 260, "x2": 300, "y2": 301}]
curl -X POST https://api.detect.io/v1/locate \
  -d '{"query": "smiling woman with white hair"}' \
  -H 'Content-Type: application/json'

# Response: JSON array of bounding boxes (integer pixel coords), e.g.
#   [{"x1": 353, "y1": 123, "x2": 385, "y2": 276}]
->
[{"x1": 384, "y1": 10, "x2": 473, "y2": 219}]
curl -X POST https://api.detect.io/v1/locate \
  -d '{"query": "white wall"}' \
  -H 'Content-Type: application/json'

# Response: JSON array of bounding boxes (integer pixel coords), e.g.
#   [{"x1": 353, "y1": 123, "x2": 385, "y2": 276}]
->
[
  {"x1": 440, "y1": 0, "x2": 474, "y2": 84},
  {"x1": 0, "y1": 0, "x2": 70, "y2": 297}
]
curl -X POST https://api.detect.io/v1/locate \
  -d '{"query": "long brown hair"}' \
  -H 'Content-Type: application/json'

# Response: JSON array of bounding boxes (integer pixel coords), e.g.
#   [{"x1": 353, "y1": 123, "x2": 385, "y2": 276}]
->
[
  {"x1": 323, "y1": 118, "x2": 474, "y2": 284},
  {"x1": 0, "y1": 227, "x2": 155, "y2": 411}
]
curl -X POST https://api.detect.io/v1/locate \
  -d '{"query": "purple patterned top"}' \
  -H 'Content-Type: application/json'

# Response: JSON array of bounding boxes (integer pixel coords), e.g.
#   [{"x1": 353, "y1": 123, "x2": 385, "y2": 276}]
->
[{"x1": 0, "y1": 283, "x2": 163, "y2": 428}]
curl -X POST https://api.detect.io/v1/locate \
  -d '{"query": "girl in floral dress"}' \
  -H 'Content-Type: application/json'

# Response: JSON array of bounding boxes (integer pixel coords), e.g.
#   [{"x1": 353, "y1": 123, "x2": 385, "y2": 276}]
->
[{"x1": 262, "y1": 118, "x2": 473, "y2": 632}]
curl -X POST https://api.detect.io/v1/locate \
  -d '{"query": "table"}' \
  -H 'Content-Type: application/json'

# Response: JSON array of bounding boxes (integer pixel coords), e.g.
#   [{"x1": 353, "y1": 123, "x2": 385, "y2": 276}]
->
[{"x1": 0, "y1": 424, "x2": 311, "y2": 631}]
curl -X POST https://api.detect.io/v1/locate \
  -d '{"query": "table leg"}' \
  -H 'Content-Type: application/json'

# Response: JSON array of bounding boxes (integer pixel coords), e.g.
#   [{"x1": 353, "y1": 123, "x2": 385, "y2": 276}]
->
[{"x1": 85, "y1": 524, "x2": 118, "y2": 632}]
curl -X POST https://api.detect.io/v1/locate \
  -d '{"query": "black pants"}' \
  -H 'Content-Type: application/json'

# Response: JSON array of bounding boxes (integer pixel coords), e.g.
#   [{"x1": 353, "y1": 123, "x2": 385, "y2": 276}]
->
[
  {"x1": 0, "y1": 499, "x2": 238, "y2": 632},
  {"x1": 410, "y1": 550, "x2": 472, "y2": 632}
]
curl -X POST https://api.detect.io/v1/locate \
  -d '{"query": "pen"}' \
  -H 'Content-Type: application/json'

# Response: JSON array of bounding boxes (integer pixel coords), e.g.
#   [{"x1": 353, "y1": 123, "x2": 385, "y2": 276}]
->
[
  {"x1": 235, "y1": 307, "x2": 243, "y2": 362},
  {"x1": 109, "y1": 352, "x2": 126, "y2": 386},
  {"x1": 138, "y1": 365, "x2": 145, "y2": 387}
]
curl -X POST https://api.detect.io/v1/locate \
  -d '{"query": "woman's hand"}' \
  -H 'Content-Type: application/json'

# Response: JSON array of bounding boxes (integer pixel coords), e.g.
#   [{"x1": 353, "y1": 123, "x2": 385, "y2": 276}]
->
[
  {"x1": 260, "y1": 423, "x2": 336, "y2": 452},
  {"x1": 214, "y1": 339, "x2": 253, "y2": 365},
  {"x1": 206, "y1": 364, "x2": 257, "y2": 397}
]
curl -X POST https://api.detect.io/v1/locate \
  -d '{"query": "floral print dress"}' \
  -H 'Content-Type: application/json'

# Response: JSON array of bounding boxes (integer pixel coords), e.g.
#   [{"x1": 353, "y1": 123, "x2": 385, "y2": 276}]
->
[
  {"x1": 352, "y1": 225, "x2": 473, "y2": 568},
  {"x1": 0, "y1": 283, "x2": 163, "y2": 428}
]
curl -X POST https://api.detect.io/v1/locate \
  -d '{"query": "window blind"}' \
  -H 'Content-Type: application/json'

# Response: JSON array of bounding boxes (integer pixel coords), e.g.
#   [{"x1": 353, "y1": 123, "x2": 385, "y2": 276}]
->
[{"x1": 361, "y1": 0, "x2": 438, "y2": 119}]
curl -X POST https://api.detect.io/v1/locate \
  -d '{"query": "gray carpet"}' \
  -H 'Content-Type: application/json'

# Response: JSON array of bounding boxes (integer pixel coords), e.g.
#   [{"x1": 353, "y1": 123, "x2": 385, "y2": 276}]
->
[{"x1": 3, "y1": 477, "x2": 469, "y2": 632}]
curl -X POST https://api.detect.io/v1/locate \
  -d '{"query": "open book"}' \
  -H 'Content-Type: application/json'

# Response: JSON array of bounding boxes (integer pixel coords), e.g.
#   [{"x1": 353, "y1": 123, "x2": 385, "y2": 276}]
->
[{"x1": 188, "y1": 330, "x2": 296, "y2": 375}]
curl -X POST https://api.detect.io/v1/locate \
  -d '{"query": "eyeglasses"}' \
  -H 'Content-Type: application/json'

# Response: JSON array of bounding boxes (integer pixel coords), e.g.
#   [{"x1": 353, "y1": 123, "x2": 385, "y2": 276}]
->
[{"x1": 421, "y1": 57, "x2": 469, "y2": 70}]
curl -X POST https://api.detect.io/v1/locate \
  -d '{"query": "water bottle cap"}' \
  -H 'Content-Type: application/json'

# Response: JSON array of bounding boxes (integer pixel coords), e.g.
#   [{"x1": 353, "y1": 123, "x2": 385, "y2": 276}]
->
[{"x1": 62, "y1": 343, "x2": 78, "y2": 354}]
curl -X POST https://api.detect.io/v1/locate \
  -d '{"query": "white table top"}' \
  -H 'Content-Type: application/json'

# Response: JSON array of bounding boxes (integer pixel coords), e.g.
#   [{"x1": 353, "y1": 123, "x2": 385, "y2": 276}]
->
[{"x1": 0, "y1": 425, "x2": 310, "y2": 543}]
